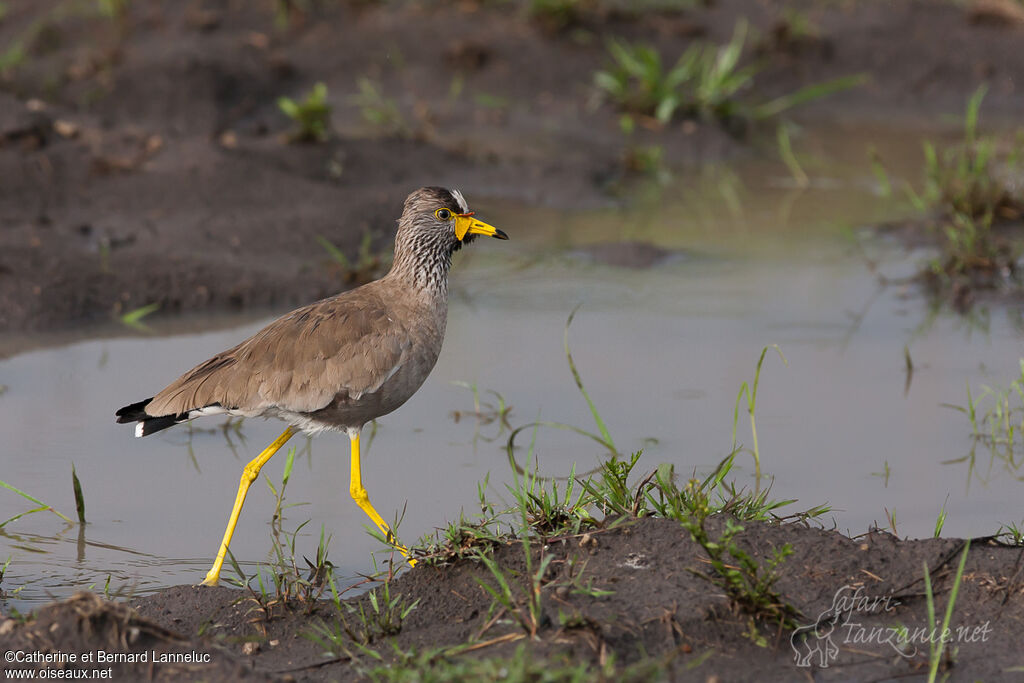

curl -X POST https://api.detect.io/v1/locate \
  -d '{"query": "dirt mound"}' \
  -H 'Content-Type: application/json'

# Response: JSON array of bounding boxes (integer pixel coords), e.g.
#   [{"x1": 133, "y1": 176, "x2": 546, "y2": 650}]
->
[
  {"x1": 0, "y1": 591, "x2": 272, "y2": 680},
  {"x1": 4, "y1": 518, "x2": 1021, "y2": 681}
]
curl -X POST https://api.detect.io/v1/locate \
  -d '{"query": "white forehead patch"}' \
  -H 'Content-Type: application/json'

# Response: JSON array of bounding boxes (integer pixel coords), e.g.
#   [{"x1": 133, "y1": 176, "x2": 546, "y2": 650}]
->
[{"x1": 449, "y1": 189, "x2": 469, "y2": 214}]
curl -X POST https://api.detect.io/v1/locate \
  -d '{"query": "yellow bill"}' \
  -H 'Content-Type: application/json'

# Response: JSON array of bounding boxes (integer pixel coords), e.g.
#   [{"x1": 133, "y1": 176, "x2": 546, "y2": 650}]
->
[{"x1": 455, "y1": 212, "x2": 509, "y2": 241}]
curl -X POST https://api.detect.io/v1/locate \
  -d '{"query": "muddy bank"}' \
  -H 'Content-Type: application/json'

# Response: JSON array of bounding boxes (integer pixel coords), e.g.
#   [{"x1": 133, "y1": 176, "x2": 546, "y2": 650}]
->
[
  {"x1": 2, "y1": 517, "x2": 1022, "y2": 681},
  {"x1": 2, "y1": 0, "x2": 1024, "y2": 333}
]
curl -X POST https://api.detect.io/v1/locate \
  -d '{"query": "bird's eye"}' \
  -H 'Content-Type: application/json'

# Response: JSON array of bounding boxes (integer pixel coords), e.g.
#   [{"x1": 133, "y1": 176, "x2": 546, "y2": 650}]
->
[{"x1": 435, "y1": 208, "x2": 453, "y2": 221}]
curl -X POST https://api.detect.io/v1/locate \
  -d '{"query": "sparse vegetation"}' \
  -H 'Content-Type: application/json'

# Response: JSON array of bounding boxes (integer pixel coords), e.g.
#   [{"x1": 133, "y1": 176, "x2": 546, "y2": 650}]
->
[
  {"x1": 223, "y1": 448, "x2": 336, "y2": 619},
  {"x1": 316, "y1": 231, "x2": 392, "y2": 285},
  {"x1": 0, "y1": 474, "x2": 76, "y2": 528},
  {"x1": 408, "y1": 318, "x2": 819, "y2": 649},
  {"x1": 996, "y1": 521, "x2": 1024, "y2": 545},
  {"x1": 351, "y1": 77, "x2": 412, "y2": 139},
  {"x1": 278, "y1": 82, "x2": 331, "y2": 143},
  {"x1": 678, "y1": 478, "x2": 799, "y2": 641},
  {"x1": 885, "y1": 86, "x2": 1024, "y2": 303},
  {"x1": 527, "y1": 0, "x2": 588, "y2": 31},
  {"x1": 117, "y1": 302, "x2": 160, "y2": 331},
  {"x1": 911, "y1": 86, "x2": 1024, "y2": 221},
  {"x1": 594, "y1": 21, "x2": 864, "y2": 127},
  {"x1": 618, "y1": 114, "x2": 671, "y2": 182},
  {"x1": 362, "y1": 643, "x2": 665, "y2": 683},
  {"x1": 948, "y1": 360, "x2": 1024, "y2": 457},
  {"x1": 96, "y1": 0, "x2": 130, "y2": 19},
  {"x1": 308, "y1": 577, "x2": 420, "y2": 656},
  {"x1": 922, "y1": 541, "x2": 971, "y2": 682}
]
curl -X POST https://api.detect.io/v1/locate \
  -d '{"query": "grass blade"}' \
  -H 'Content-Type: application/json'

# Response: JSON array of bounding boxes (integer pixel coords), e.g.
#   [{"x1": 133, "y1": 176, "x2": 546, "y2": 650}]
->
[
  {"x1": 564, "y1": 306, "x2": 616, "y2": 453},
  {"x1": 120, "y1": 302, "x2": 160, "y2": 331},
  {"x1": 282, "y1": 446, "x2": 296, "y2": 489},
  {"x1": 315, "y1": 235, "x2": 352, "y2": 269},
  {"x1": 72, "y1": 464, "x2": 86, "y2": 524},
  {"x1": 0, "y1": 479, "x2": 73, "y2": 525},
  {"x1": 751, "y1": 73, "x2": 868, "y2": 120},
  {"x1": 1, "y1": 506, "x2": 51, "y2": 528},
  {"x1": 926, "y1": 540, "x2": 971, "y2": 682},
  {"x1": 777, "y1": 123, "x2": 807, "y2": 188}
]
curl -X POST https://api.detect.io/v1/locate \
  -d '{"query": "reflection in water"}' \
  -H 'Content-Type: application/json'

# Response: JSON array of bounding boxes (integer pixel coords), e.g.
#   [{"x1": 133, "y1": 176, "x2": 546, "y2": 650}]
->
[{"x1": 2, "y1": 121, "x2": 1023, "y2": 609}]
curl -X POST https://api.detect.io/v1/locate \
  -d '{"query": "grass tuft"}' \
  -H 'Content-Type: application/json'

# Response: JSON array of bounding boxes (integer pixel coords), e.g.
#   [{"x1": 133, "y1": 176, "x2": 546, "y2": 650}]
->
[
  {"x1": 948, "y1": 360, "x2": 1024, "y2": 457},
  {"x1": 595, "y1": 21, "x2": 864, "y2": 127},
  {"x1": 279, "y1": 82, "x2": 331, "y2": 143},
  {"x1": 118, "y1": 302, "x2": 160, "y2": 331},
  {"x1": 351, "y1": 77, "x2": 411, "y2": 139},
  {"x1": 891, "y1": 86, "x2": 1024, "y2": 303},
  {"x1": 0, "y1": 475, "x2": 75, "y2": 527},
  {"x1": 316, "y1": 231, "x2": 391, "y2": 285},
  {"x1": 414, "y1": 321, "x2": 825, "y2": 645}
]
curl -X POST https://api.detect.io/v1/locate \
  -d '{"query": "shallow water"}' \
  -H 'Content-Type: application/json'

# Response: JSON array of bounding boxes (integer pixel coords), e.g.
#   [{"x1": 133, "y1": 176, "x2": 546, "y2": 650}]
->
[{"x1": 2, "y1": 122, "x2": 1022, "y2": 609}]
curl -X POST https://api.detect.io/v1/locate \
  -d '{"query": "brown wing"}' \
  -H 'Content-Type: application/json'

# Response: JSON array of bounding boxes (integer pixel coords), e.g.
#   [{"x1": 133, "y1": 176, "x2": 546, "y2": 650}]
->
[{"x1": 145, "y1": 289, "x2": 409, "y2": 418}]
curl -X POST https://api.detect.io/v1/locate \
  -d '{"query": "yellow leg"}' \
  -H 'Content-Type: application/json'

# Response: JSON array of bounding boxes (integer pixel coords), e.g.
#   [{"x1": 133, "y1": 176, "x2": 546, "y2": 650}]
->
[
  {"x1": 201, "y1": 426, "x2": 297, "y2": 586},
  {"x1": 348, "y1": 430, "x2": 415, "y2": 566}
]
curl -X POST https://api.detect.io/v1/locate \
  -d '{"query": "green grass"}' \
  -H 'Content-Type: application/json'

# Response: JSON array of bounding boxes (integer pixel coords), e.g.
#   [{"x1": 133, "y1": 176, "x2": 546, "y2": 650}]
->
[
  {"x1": 623, "y1": 142, "x2": 670, "y2": 181},
  {"x1": 278, "y1": 82, "x2": 331, "y2": 143},
  {"x1": 777, "y1": 122, "x2": 808, "y2": 188},
  {"x1": 996, "y1": 521, "x2": 1024, "y2": 545},
  {"x1": 896, "y1": 86, "x2": 1024, "y2": 291},
  {"x1": 229, "y1": 311, "x2": 827, "y2": 669},
  {"x1": 911, "y1": 86, "x2": 1024, "y2": 220},
  {"x1": 411, "y1": 314, "x2": 825, "y2": 646},
  {"x1": 450, "y1": 381, "x2": 512, "y2": 443},
  {"x1": 0, "y1": 42, "x2": 25, "y2": 72},
  {"x1": 361, "y1": 643, "x2": 668, "y2": 683},
  {"x1": 71, "y1": 464, "x2": 86, "y2": 525},
  {"x1": 677, "y1": 482, "x2": 799, "y2": 641},
  {"x1": 351, "y1": 77, "x2": 411, "y2": 139},
  {"x1": 96, "y1": 0, "x2": 129, "y2": 19},
  {"x1": 923, "y1": 541, "x2": 971, "y2": 682},
  {"x1": 594, "y1": 21, "x2": 865, "y2": 126},
  {"x1": 0, "y1": 0, "x2": 130, "y2": 75},
  {"x1": 0, "y1": 473, "x2": 76, "y2": 527},
  {"x1": 526, "y1": 0, "x2": 586, "y2": 31},
  {"x1": 946, "y1": 360, "x2": 1024, "y2": 458},
  {"x1": 871, "y1": 460, "x2": 892, "y2": 486},
  {"x1": 414, "y1": 473, "x2": 506, "y2": 565},
  {"x1": 118, "y1": 302, "x2": 160, "y2": 331},
  {"x1": 731, "y1": 345, "x2": 786, "y2": 494},
  {"x1": 223, "y1": 447, "x2": 336, "y2": 619},
  {"x1": 474, "y1": 545, "x2": 552, "y2": 638},
  {"x1": 457, "y1": 443, "x2": 811, "y2": 645},
  {"x1": 307, "y1": 576, "x2": 420, "y2": 656},
  {"x1": 934, "y1": 496, "x2": 948, "y2": 538},
  {"x1": 315, "y1": 231, "x2": 392, "y2": 284}
]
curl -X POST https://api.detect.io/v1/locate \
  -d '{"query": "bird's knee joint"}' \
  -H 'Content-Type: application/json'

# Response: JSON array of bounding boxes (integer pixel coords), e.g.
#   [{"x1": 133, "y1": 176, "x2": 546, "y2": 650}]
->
[
  {"x1": 241, "y1": 465, "x2": 261, "y2": 484},
  {"x1": 350, "y1": 486, "x2": 368, "y2": 504}
]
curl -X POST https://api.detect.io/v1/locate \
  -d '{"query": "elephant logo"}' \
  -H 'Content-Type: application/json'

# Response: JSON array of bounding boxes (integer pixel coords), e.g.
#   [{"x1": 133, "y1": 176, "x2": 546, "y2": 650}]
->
[{"x1": 791, "y1": 610, "x2": 841, "y2": 668}]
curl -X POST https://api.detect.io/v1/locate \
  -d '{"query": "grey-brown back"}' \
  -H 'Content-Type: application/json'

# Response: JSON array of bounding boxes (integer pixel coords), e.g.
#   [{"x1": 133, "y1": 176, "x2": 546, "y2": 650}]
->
[{"x1": 142, "y1": 276, "x2": 446, "y2": 432}]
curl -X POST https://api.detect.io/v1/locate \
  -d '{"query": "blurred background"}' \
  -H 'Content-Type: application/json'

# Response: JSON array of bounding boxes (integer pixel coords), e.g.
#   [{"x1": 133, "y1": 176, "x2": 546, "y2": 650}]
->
[{"x1": 1, "y1": 0, "x2": 1022, "y2": 608}]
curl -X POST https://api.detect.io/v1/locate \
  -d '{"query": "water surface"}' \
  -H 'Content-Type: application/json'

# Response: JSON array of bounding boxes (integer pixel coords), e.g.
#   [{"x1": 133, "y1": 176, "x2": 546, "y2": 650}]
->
[{"x1": 2, "y1": 122, "x2": 1022, "y2": 609}]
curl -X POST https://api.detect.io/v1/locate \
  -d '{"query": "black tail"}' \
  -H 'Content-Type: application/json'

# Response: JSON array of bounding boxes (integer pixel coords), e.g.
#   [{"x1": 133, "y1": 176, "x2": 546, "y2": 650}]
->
[
  {"x1": 115, "y1": 398, "x2": 152, "y2": 423},
  {"x1": 116, "y1": 398, "x2": 181, "y2": 437}
]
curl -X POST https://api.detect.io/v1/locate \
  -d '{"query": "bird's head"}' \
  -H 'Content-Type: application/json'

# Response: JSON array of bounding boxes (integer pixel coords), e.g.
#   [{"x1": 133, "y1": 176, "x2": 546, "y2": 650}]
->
[{"x1": 401, "y1": 187, "x2": 509, "y2": 253}]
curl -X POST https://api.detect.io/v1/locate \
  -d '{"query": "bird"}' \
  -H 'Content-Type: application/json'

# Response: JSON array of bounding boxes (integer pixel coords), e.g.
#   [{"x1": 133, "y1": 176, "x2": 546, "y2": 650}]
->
[{"x1": 115, "y1": 187, "x2": 508, "y2": 586}]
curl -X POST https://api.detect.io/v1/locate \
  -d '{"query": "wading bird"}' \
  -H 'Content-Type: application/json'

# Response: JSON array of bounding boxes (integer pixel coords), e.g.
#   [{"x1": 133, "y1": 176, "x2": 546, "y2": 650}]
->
[{"x1": 116, "y1": 187, "x2": 508, "y2": 585}]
